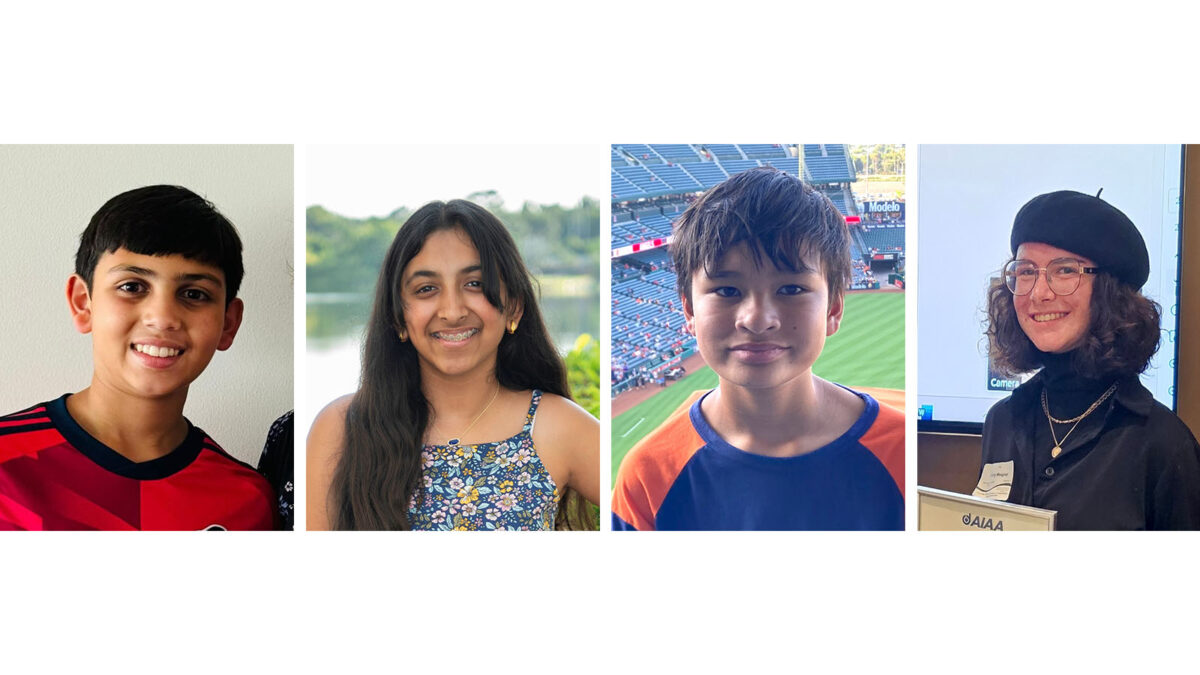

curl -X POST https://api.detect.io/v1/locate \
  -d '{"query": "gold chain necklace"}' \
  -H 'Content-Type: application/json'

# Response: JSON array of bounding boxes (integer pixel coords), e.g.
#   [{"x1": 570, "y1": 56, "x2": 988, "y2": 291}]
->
[
  {"x1": 432, "y1": 383, "x2": 501, "y2": 446},
  {"x1": 1041, "y1": 381, "x2": 1119, "y2": 458}
]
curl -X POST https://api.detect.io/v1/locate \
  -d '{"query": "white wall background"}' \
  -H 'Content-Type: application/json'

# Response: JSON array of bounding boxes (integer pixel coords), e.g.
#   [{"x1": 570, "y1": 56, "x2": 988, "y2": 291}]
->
[{"x1": 0, "y1": 145, "x2": 293, "y2": 464}]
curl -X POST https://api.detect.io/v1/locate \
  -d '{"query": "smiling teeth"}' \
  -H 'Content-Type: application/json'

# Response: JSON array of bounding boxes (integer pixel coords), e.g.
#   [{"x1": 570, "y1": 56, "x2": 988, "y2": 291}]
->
[
  {"x1": 134, "y1": 344, "x2": 180, "y2": 357},
  {"x1": 434, "y1": 329, "x2": 478, "y2": 342},
  {"x1": 1033, "y1": 313, "x2": 1067, "y2": 322}
]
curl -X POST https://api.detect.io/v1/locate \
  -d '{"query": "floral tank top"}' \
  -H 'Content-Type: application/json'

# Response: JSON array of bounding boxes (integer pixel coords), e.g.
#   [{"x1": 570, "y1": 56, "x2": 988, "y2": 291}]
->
[{"x1": 408, "y1": 390, "x2": 559, "y2": 531}]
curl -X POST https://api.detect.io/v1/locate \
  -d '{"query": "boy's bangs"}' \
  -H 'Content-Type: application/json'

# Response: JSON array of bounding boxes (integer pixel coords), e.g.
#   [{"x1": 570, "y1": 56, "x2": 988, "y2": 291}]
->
[
  {"x1": 100, "y1": 220, "x2": 238, "y2": 272},
  {"x1": 696, "y1": 208, "x2": 821, "y2": 277}
]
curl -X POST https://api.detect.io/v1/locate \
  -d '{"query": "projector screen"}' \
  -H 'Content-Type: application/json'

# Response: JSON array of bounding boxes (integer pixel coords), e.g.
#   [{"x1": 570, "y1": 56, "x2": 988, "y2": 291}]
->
[{"x1": 917, "y1": 144, "x2": 1184, "y2": 431}]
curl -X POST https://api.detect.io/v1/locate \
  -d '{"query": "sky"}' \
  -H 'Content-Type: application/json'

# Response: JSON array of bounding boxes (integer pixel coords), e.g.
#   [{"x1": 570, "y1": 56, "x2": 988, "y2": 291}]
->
[{"x1": 307, "y1": 144, "x2": 603, "y2": 218}]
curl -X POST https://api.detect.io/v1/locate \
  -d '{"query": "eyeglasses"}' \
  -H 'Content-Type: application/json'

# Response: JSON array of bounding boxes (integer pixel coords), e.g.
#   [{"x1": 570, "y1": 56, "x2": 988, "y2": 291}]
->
[{"x1": 1003, "y1": 258, "x2": 1099, "y2": 296}]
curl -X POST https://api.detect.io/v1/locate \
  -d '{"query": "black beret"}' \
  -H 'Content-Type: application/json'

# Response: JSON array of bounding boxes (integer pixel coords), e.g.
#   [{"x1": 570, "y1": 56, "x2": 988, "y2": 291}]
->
[{"x1": 1010, "y1": 190, "x2": 1149, "y2": 289}]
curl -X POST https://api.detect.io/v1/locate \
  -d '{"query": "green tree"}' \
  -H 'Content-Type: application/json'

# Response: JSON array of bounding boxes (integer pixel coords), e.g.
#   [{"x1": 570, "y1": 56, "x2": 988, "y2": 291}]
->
[
  {"x1": 565, "y1": 333, "x2": 600, "y2": 418},
  {"x1": 306, "y1": 197, "x2": 599, "y2": 295}
]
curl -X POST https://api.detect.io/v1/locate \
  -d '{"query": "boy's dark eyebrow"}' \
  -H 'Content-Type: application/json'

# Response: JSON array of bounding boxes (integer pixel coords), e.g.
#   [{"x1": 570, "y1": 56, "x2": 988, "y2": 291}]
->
[
  {"x1": 179, "y1": 272, "x2": 224, "y2": 286},
  {"x1": 405, "y1": 264, "x2": 483, "y2": 284},
  {"x1": 107, "y1": 264, "x2": 157, "y2": 277},
  {"x1": 106, "y1": 264, "x2": 223, "y2": 286}
]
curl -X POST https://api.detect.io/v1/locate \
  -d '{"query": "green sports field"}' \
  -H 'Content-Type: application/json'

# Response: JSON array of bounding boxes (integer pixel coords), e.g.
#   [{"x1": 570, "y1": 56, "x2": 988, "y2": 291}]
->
[{"x1": 611, "y1": 291, "x2": 905, "y2": 481}]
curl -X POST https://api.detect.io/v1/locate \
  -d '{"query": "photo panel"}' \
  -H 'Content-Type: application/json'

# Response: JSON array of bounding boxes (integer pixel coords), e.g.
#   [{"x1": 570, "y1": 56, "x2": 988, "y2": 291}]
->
[
  {"x1": 609, "y1": 143, "x2": 906, "y2": 531},
  {"x1": 916, "y1": 144, "x2": 1193, "y2": 531},
  {"x1": 305, "y1": 145, "x2": 602, "y2": 531},
  {"x1": 0, "y1": 144, "x2": 294, "y2": 530}
]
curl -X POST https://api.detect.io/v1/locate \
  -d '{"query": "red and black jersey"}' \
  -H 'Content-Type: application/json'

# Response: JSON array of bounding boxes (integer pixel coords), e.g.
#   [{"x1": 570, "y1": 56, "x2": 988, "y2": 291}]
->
[{"x1": 0, "y1": 395, "x2": 277, "y2": 531}]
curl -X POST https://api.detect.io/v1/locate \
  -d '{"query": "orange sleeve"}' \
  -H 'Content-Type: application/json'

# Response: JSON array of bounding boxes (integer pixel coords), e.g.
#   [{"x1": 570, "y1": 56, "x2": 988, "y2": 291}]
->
[
  {"x1": 859, "y1": 399, "x2": 906, "y2": 499},
  {"x1": 611, "y1": 406, "x2": 705, "y2": 531}
]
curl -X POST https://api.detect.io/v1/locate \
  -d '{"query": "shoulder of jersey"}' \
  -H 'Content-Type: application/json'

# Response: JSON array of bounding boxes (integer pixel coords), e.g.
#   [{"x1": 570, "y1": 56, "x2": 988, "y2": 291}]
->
[
  {"x1": 0, "y1": 403, "x2": 58, "y2": 444},
  {"x1": 857, "y1": 397, "x2": 905, "y2": 497},
  {"x1": 196, "y1": 433, "x2": 272, "y2": 482},
  {"x1": 619, "y1": 394, "x2": 706, "y2": 487}
]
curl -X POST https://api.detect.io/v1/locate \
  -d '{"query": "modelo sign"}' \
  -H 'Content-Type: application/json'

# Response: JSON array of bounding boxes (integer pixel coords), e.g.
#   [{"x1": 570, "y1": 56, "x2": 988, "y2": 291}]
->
[{"x1": 863, "y1": 201, "x2": 904, "y2": 216}]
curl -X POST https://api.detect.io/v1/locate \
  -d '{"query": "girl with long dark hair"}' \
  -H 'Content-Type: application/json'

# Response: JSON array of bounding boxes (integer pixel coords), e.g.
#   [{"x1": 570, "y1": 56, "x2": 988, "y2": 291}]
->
[
  {"x1": 308, "y1": 200, "x2": 599, "y2": 530},
  {"x1": 977, "y1": 190, "x2": 1200, "y2": 529}
]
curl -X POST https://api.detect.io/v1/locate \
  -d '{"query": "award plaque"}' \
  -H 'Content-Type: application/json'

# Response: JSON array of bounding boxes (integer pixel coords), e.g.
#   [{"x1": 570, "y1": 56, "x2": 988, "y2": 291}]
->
[{"x1": 918, "y1": 486, "x2": 1056, "y2": 531}]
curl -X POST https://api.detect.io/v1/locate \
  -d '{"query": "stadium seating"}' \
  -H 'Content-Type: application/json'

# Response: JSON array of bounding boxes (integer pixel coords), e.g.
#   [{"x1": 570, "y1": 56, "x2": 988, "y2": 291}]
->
[
  {"x1": 646, "y1": 164, "x2": 701, "y2": 192},
  {"x1": 614, "y1": 144, "x2": 662, "y2": 164},
  {"x1": 860, "y1": 225, "x2": 905, "y2": 252},
  {"x1": 679, "y1": 161, "x2": 727, "y2": 187},
  {"x1": 611, "y1": 144, "x2": 860, "y2": 245},
  {"x1": 640, "y1": 214, "x2": 675, "y2": 238},
  {"x1": 614, "y1": 165, "x2": 667, "y2": 193},
  {"x1": 805, "y1": 156, "x2": 855, "y2": 184},
  {"x1": 611, "y1": 208, "x2": 685, "y2": 248},
  {"x1": 611, "y1": 170, "x2": 642, "y2": 200},
  {"x1": 823, "y1": 188, "x2": 850, "y2": 215},
  {"x1": 739, "y1": 143, "x2": 788, "y2": 159},
  {"x1": 848, "y1": 225, "x2": 869, "y2": 258},
  {"x1": 850, "y1": 258, "x2": 877, "y2": 288},
  {"x1": 800, "y1": 144, "x2": 856, "y2": 183},
  {"x1": 651, "y1": 144, "x2": 701, "y2": 163},
  {"x1": 702, "y1": 144, "x2": 742, "y2": 160},
  {"x1": 761, "y1": 156, "x2": 800, "y2": 177},
  {"x1": 611, "y1": 248, "x2": 694, "y2": 388},
  {"x1": 848, "y1": 232, "x2": 863, "y2": 260},
  {"x1": 718, "y1": 159, "x2": 760, "y2": 174}
]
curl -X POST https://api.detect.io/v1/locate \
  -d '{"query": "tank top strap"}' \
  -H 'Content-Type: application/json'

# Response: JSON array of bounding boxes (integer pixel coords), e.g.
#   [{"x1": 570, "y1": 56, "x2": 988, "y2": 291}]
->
[{"x1": 522, "y1": 389, "x2": 544, "y2": 432}]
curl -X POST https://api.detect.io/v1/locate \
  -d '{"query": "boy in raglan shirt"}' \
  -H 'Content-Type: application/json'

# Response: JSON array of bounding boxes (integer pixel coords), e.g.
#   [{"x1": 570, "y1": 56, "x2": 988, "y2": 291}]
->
[{"x1": 612, "y1": 168, "x2": 904, "y2": 530}]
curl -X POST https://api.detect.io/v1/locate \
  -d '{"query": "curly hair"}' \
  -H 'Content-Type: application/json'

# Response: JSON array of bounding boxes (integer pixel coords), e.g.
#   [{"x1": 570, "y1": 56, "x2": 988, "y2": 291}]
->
[{"x1": 985, "y1": 270, "x2": 1162, "y2": 377}]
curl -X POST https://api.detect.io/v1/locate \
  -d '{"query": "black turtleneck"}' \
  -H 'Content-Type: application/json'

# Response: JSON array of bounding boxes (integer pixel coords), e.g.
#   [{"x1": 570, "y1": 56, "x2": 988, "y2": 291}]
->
[
  {"x1": 1031, "y1": 351, "x2": 1117, "y2": 468},
  {"x1": 1037, "y1": 351, "x2": 1118, "y2": 420}
]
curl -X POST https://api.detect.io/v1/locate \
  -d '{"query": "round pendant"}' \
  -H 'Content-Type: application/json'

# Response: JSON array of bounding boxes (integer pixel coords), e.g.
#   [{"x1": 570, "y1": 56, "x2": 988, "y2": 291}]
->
[
  {"x1": 1051, "y1": 445, "x2": 1061, "y2": 458},
  {"x1": 448, "y1": 438, "x2": 459, "y2": 446}
]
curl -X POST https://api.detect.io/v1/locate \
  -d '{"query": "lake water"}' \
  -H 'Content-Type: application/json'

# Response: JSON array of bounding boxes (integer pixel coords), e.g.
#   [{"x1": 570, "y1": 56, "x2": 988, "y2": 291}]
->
[{"x1": 304, "y1": 287, "x2": 599, "y2": 434}]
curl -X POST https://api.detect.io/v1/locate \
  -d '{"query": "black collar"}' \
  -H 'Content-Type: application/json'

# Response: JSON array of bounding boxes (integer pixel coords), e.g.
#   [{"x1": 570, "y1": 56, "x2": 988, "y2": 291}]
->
[
  {"x1": 1010, "y1": 371, "x2": 1153, "y2": 419},
  {"x1": 1110, "y1": 375, "x2": 1155, "y2": 417},
  {"x1": 46, "y1": 394, "x2": 206, "y2": 480}
]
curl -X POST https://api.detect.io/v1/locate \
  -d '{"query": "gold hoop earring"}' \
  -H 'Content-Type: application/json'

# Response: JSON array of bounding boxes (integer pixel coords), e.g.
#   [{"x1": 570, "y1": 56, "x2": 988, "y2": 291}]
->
[
  {"x1": 398, "y1": 329, "x2": 408, "y2": 342},
  {"x1": 507, "y1": 320, "x2": 518, "y2": 335}
]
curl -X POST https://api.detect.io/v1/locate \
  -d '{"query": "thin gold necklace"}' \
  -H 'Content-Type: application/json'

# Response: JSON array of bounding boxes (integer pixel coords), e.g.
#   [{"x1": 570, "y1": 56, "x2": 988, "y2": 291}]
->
[
  {"x1": 432, "y1": 383, "x2": 501, "y2": 446},
  {"x1": 1041, "y1": 382, "x2": 1118, "y2": 458}
]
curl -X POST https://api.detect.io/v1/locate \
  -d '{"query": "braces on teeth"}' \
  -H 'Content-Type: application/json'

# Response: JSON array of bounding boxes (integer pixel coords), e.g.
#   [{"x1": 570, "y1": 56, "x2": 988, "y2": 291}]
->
[{"x1": 436, "y1": 330, "x2": 477, "y2": 342}]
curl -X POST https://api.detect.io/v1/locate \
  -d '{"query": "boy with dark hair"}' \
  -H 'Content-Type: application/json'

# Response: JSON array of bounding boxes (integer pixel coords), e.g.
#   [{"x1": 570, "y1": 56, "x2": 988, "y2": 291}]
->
[
  {"x1": 0, "y1": 185, "x2": 275, "y2": 530},
  {"x1": 612, "y1": 168, "x2": 904, "y2": 530}
]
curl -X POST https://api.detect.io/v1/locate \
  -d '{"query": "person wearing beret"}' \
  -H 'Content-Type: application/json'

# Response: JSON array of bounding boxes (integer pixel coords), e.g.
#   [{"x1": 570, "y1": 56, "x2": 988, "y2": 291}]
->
[{"x1": 974, "y1": 190, "x2": 1200, "y2": 530}]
